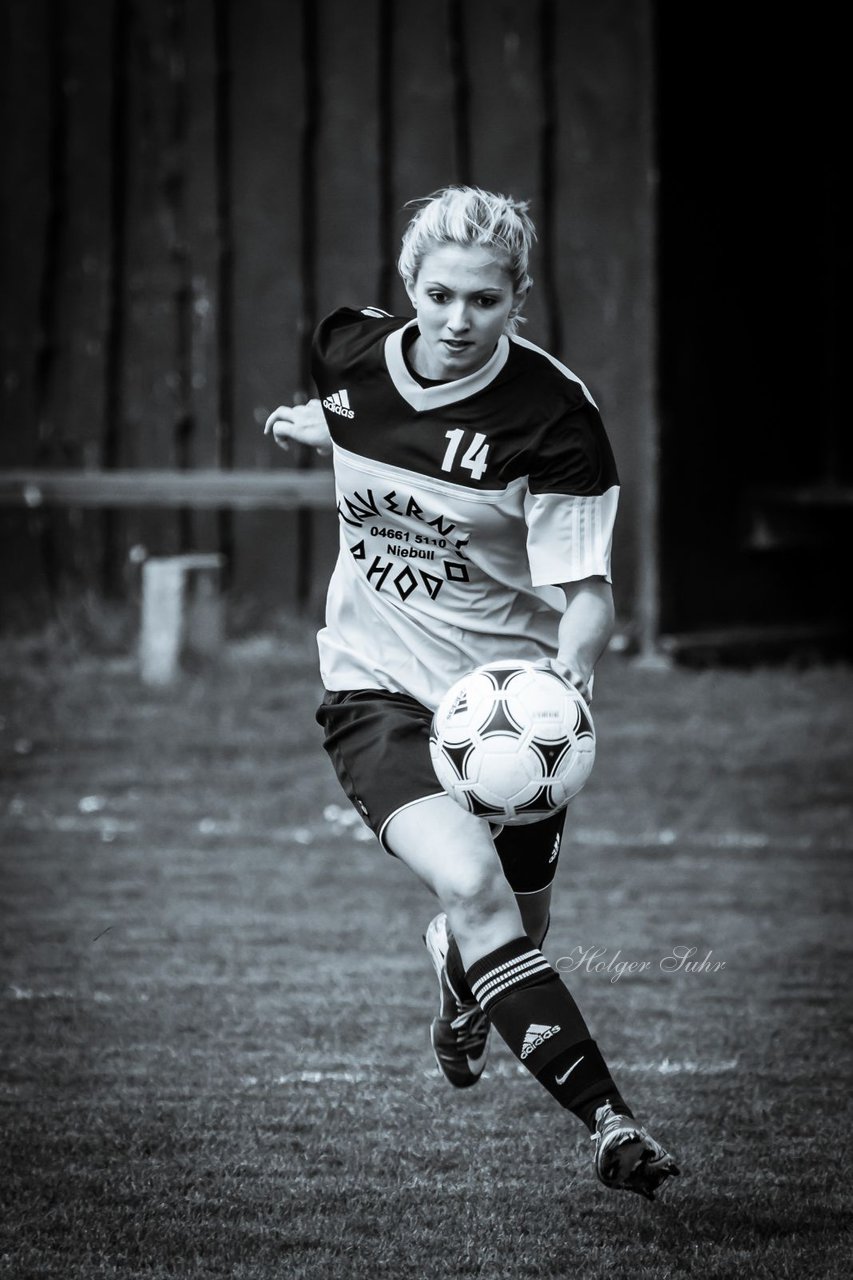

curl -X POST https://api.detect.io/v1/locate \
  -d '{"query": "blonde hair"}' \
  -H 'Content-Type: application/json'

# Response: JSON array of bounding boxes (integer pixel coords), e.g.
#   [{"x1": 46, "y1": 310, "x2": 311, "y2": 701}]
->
[{"x1": 397, "y1": 186, "x2": 536, "y2": 332}]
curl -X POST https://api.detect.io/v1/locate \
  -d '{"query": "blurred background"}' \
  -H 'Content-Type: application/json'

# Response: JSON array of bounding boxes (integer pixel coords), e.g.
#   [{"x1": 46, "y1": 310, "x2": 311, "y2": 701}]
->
[{"x1": 1, "y1": 0, "x2": 848, "y2": 659}]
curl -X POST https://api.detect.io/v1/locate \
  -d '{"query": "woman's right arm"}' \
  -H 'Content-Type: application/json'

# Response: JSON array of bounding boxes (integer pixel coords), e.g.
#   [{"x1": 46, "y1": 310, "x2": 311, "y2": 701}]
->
[{"x1": 264, "y1": 399, "x2": 332, "y2": 455}]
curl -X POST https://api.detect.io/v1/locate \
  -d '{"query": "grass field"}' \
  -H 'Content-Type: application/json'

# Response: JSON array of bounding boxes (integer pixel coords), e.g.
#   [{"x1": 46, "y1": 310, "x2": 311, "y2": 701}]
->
[{"x1": 2, "y1": 621, "x2": 852, "y2": 1279}]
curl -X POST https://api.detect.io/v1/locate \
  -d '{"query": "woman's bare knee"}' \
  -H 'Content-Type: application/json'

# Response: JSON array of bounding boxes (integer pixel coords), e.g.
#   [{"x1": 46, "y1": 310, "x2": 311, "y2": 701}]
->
[
  {"x1": 384, "y1": 795, "x2": 523, "y2": 963},
  {"x1": 438, "y1": 859, "x2": 505, "y2": 917}
]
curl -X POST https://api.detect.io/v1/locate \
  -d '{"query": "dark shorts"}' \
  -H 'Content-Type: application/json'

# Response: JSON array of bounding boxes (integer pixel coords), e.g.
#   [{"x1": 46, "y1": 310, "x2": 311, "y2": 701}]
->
[{"x1": 316, "y1": 688, "x2": 568, "y2": 894}]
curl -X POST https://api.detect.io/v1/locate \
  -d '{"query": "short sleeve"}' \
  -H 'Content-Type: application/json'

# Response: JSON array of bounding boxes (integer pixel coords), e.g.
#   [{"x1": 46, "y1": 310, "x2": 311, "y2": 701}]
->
[
  {"x1": 311, "y1": 307, "x2": 399, "y2": 397},
  {"x1": 525, "y1": 487, "x2": 619, "y2": 585},
  {"x1": 524, "y1": 401, "x2": 620, "y2": 586}
]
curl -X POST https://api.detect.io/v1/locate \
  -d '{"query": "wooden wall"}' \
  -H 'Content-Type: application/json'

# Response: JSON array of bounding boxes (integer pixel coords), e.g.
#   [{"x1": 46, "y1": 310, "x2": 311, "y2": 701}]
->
[{"x1": 0, "y1": 0, "x2": 656, "y2": 632}]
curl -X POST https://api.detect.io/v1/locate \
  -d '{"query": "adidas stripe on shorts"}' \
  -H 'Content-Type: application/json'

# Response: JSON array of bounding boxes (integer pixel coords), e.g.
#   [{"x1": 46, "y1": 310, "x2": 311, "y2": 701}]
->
[{"x1": 316, "y1": 687, "x2": 567, "y2": 893}]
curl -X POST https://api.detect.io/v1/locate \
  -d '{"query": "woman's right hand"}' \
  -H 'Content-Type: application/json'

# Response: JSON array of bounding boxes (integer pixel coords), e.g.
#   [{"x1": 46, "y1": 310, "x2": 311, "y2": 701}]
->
[{"x1": 264, "y1": 400, "x2": 332, "y2": 455}]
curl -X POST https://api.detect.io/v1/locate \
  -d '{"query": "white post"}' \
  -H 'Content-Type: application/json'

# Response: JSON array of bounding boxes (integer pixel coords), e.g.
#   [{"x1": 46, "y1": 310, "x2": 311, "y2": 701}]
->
[
  {"x1": 139, "y1": 559, "x2": 186, "y2": 686},
  {"x1": 139, "y1": 553, "x2": 225, "y2": 685}
]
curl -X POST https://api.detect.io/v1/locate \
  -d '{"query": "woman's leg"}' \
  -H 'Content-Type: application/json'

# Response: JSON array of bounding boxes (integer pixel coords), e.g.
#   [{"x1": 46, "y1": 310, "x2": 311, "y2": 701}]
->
[
  {"x1": 385, "y1": 795, "x2": 523, "y2": 963},
  {"x1": 385, "y1": 793, "x2": 679, "y2": 1198},
  {"x1": 318, "y1": 690, "x2": 679, "y2": 1198},
  {"x1": 424, "y1": 880, "x2": 553, "y2": 1087},
  {"x1": 387, "y1": 793, "x2": 620, "y2": 1117}
]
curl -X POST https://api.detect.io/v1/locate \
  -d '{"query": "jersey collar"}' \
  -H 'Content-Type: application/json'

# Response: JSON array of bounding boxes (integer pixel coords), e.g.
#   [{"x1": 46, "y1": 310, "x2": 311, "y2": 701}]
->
[{"x1": 385, "y1": 320, "x2": 510, "y2": 411}]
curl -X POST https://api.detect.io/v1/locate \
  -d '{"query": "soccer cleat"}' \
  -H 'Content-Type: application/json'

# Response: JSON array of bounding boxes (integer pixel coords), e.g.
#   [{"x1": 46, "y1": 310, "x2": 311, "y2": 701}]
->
[
  {"x1": 592, "y1": 1102, "x2": 681, "y2": 1201},
  {"x1": 424, "y1": 913, "x2": 491, "y2": 1088}
]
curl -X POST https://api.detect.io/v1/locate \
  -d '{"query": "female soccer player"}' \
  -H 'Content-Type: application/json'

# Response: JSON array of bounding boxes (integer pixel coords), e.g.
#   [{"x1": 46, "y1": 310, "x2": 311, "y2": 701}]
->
[{"x1": 265, "y1": 187, "x2": 679, "y2": 1200}]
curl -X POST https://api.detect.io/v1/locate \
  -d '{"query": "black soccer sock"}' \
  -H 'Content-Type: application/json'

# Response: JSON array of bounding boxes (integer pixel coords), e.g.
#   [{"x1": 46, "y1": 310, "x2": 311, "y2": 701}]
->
[
  {"x1": 446, "y1": 912, "x2": 551, "y2": 1005},
  {"x1": 465, "y1": 935, "x2": 632, "y2": 1132}
]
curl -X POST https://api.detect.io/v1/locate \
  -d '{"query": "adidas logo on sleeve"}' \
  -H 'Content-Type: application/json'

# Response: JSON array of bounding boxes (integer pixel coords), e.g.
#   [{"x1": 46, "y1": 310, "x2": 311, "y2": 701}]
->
[{"x1": 323, "y1": 389, "x2": 354, "y2": 418}]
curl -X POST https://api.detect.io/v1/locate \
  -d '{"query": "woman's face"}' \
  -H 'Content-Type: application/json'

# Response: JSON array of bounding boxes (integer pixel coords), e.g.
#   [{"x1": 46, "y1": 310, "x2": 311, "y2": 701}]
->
[{"x1": 406, "y1": 242, "x2": 520, "y2": 380}]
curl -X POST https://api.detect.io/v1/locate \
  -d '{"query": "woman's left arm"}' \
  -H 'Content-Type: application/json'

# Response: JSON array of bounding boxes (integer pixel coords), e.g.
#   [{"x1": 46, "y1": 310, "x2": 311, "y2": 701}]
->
[{"x1": 551, "y1": 576, "x2": 615, "y2": 702}]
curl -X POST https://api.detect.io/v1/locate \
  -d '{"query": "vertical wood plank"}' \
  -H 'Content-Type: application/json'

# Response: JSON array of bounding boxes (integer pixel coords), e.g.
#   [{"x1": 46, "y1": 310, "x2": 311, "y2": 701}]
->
[
  {"x1": 303, "y1": 0, "x2": 384, "y2": 615},
  {"x1": 0, "y1": 0, "x2": 51, "y2": 463},
  {"x1": 535, "y1": 0, "x2": 563, "y2": 357},
  {"x1": 376, "y1": 0, "x2": 396, "y2": 310},
  {"x1": 57, "y1": 0, "x2": 114, "y2": 467},
  {"x1": 211, "y1": 0, "x2": 236, "y2": 575},
  {"x1": 0, "y1": 0, "x2": 54, "y2": 622},
  {"x1": 313, "y1": 0, "x2": 381, "y2": 314},
  {"x1": 47, "y1": 0, "x2": 115, "y2": 594},
  {"x1": 630, "y1": 0, "x2": 661, "y2": 660},
  {"x1": 116, "y1": 0, "x2": 184, "y2": 569},
  {"x1": 101, "y1": 0, "x2": 130, "y2": 593},
  {"x1": 226, "y1": 0, "x2": 305, "y2": 618},
  {"x1": 228, "y1": 0, "x2": 303, "y2": 459},
  {"x1": 164, "y1": 0, "x2": 195, "y2": 556},
  {"x1": 121, "y1": 0, "x2": 182, "y2": 473},
  {"x1": 386, "y1": 0, "x2": 457, "y2": 312},
  {"x1": 294, "y1": 0, "x2": 319, "y2": 608},
  {"x1": 32, "y1": 0, "x2": 66, "y2": 470},
  {"x1": 29, "y1": 0, "x2": 72, "y2": 606},
  {"x1": 172, "y1": 0, "x2": 223, "y2": 562},
  {"x1": 552, "y1": 0, "x2": 653, "y2": 622},
  {"x1": 446, "y1": 0, "x2": 472, "y2": 183},
  {"x1": 465, "y1": 0, "x2": 549, "y2": 345},
  {"x1": 184, "y1": 0, "x2": 221, "y2": 472}
]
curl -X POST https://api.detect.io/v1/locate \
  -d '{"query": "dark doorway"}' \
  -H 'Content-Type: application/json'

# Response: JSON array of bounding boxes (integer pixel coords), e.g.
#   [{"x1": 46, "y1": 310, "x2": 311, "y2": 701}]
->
[{"x1": 655, "y1": 6, "x2": 848, "y2": 643}]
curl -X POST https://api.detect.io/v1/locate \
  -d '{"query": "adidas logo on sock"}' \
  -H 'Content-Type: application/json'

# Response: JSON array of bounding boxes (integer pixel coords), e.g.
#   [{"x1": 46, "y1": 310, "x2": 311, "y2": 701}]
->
[
  {"x1": 323, "y1": 389, "x2": 354, "y2": 418},
  {"x1": 520, "y1": 1022, "x2": 561, "y2": 1059}
]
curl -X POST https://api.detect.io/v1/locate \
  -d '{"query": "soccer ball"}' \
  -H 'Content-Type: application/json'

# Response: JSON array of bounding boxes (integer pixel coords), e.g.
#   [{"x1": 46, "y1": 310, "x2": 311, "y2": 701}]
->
[{"x1": 429, "y1": 660, "x2": 596, "y2": 825}]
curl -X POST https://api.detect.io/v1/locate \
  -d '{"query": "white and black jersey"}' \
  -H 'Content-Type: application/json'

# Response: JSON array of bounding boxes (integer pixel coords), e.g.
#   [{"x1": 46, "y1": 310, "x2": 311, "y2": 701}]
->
[{"x1": 311, "y1": 307, "x2": 620, "y2": 710}]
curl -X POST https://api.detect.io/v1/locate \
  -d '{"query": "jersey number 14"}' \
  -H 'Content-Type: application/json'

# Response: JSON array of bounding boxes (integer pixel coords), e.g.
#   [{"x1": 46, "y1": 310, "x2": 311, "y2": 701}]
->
[{"x1": 441, "y1": 429, "x2": 490, "y2": 481}]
